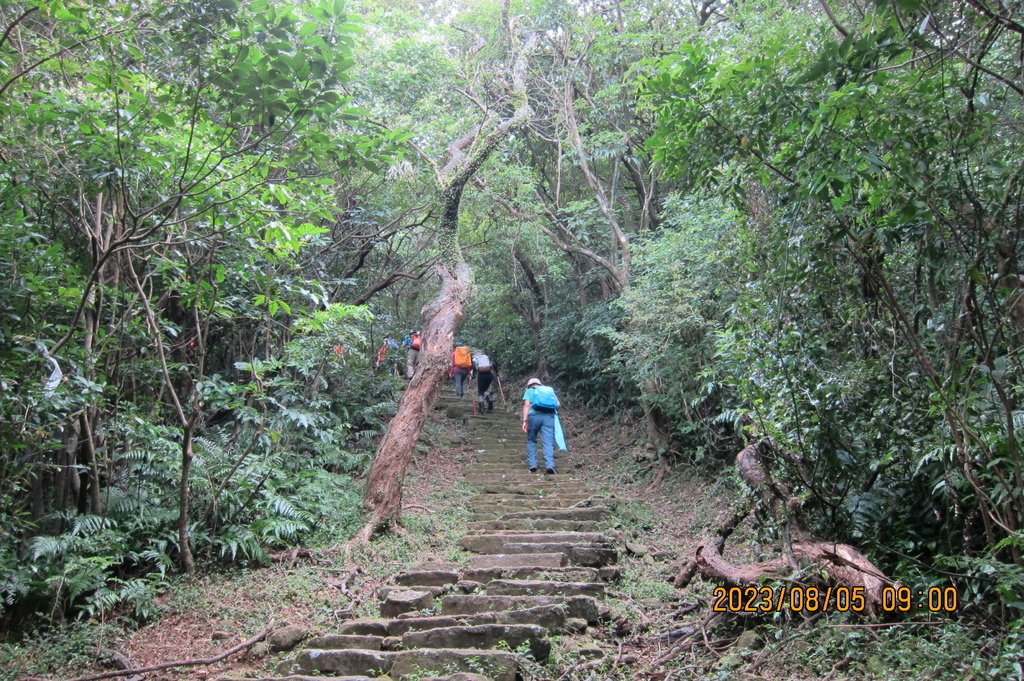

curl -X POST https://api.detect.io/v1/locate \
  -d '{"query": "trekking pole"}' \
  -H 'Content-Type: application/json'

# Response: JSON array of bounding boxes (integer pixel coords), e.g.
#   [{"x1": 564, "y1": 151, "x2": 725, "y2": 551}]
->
[{"x1": 495, "y1": 373, "x2": 507, "y2": 406}]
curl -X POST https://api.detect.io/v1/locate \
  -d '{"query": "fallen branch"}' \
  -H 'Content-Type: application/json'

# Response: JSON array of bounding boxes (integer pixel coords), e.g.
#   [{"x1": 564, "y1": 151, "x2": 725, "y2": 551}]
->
[
  {"x1": 648, "y1": 610, "x2": 721, "y2": 668},
  {"x1": 92, "y1": 649, "x2": 143, "y2": 681},
  {"x1": 68, "y1": 620, "x2": 274, "y2": 681}
]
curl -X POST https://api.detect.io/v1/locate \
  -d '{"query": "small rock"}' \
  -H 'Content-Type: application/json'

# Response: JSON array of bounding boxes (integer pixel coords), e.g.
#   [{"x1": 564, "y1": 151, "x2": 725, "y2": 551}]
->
[
  {"x1": 625, "y1": 541, "x2": 649, "y2": 557},
  {"x1": 268, "y1": 624, "x2": 308, "y2": 652},
  {"x1": 454, "y1": 580, "x2": 484, "y2": 594},
  {"x1": 381, "y1": 588, "x2": 434, "y2": 617},
  {"x1": 574, "y1": 644, "x2": 605, "y2": 660},
  {"x1": 566, "y1": 617, "x2": 588, "y2": 633},
  {"x1": 210, "y1": 630, "x2": 230, "y2": 641},
  {"x1": 598, "y1": 604, "x2": 612, "y2": 621},
  {"x1": 642, "y1": 554, "x2": 656, "y2": 566},
  {"x1": 733, "y1": 629, "x2": 761, "y2": 651},
  {"x1": 381, "y1": 636, "x2": 403, "y2": 651},
  {"x1": 245, "y1": 641, "x2": 271, "y2": 660},
  {"x1": 717, "y1": 653, "x2": 743, "y2": 670}
]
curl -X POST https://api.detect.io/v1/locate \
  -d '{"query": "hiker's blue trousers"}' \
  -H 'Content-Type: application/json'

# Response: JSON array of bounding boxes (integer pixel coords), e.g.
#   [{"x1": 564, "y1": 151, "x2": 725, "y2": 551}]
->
[{"x1": 526, "y1": 411, "x2": 556, "y2": 471}]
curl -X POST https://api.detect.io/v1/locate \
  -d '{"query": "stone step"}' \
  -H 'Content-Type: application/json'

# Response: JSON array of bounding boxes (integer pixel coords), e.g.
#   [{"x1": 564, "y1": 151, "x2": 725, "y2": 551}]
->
[
  {"x1": 221, "y1": 676, "x2": 377, "y2": 681},
  {"x1": 498, "y1": 543, "x2": 618, "y2": 567},
  {"x1": 467, "y1": 552, "x2": 568, "y2": 569},
  {"x1": 467, "y1": 519, "x2": 603, "y2": 532},
  {"x1": 459, "y1": 532, "x2": 606, "y2": 553},
  {"x1": 394, "y1": 569, "x2": 461, "y2": 587},
  {"x1": 380, "y1": 588, "x2": 435, "y2": 617},
  {"x1": 305, "y1": 634, "x2": 385, "y2": 650},
  {"x1": 469, "y1": 496, "x2": 593, "y2": 509},
  {"x1": 485, "y1": 579, "x2": 606, "y2": 598},
  {"x1": 378, "y1": 585, "x2": 446, "y2": 601},
  {"x1": 472, "y1": 484, "x2": 588, "y2": 496},
  {"x1": 393, "y1": 648, "x2": 517, "y2": 681},
  {"x1": 468, "y1": 502, "x2": 596, "y2": 516},
  {"x1": 379, "y1": 603, "x2": 572, "y2": 635},
  {"x1": 463, "y1": 565, "x2": 601, "y2": 584},
  {"x1": 402, "y1": 623, "x2": 550, "y2": 661},
  {"x1": 440, "y1": 594, "x2": 600, "y2": 624},
  {"x1": 277, "y1": 648, "x2": 518, "y2": 681},
  {"x1": 501, "y1": 507, "x2": 610, "y2": 521},
  {"x1": 276, "y1": 650, "x2": 394, "y2": 677},
  {"x1": 466, "y1": 470, "x2": 582, "y2": 480}
]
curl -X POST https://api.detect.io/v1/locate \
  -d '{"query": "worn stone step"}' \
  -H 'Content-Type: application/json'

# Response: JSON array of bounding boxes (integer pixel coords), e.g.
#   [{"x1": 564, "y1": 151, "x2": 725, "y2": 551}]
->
[
  {"x1": 460, "y1": 532, "x2": 606, "y2": 553},
  {"x1": 466, "y1": 473, "x2": 581, "y2": 483},
  {"x1": 467, "y1": 552, "x2": 568, "y2": 569},
  {"x1": 440, "y1": 594, "x2": 600, "y2": 624},
  {"x1": 221, "y1": 676, "x2": 377, "y2": 681},
  {"x1": 468, "y1": 506, "x2": 600, "y2": 519},
  {"x1": 467, "y1": 519, "x2": 603, "y2": 532},
  {"x1": 499, "y1": 542, "x2": 618, "y2": 567},
  {"x1": 469, "y1": 498, "x2": 592, "y2": 512},
  {"x1": 485, "y1": 579, "x2": 606, "y2": 598},
  {"x1": 379, "y1": 585, "x2": 446, "y2": 600},
  {"x1": 305, "y1": 634, "x2": 385, "y2": 650},
  {"x1": 276, "y1": 650, "x2": 394, "y2": 677},
  {"x1": 394, "y1": 569, "x2": 461, "y2": 587},
  {"x1": 501, "y1": 507, "x2": 610, "y2": 521},
  {"x1": 380, "y1": 588, "x2": 435, "y2": 617},
  {"x1": 393, "y1": 648, "x2": 517, "y2": 681},
  {"x1": 473, "y1": 484, "x2": 588, "y2": 496},
  {"x1": 468, "y1": 481, "x2": 587, "y2": 492},
  {"x1": 463, "y1": 565, "x2": 601, "y2": 584},
  {"x1": 402, "y1": 624, "x2": 550, "y2": 661},
  {"x1": 277, "y1": 648, "x2": 517, "y2": 681},
  {"x1": 381, "y1": 604, "x2": 571, "y2": 635},
  {"x1": 472, "y1": 491, "x2": 590, "y2": 501}
]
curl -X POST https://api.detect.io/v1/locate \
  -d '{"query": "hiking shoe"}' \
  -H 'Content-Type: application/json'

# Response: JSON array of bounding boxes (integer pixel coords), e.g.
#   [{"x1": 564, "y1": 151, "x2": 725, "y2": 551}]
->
[
  {"x1": 545, "y1": 468, "x2": 555, "y2": 475},
  {"x1": 529, "y1": 467, "x2": 538, "y2": 473}
]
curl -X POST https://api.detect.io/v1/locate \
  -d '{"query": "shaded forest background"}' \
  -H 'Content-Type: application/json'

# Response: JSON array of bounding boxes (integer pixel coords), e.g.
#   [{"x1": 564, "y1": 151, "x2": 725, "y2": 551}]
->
[{"x1": 2, "y1": 0, "x2": 1024, "y2": 673}]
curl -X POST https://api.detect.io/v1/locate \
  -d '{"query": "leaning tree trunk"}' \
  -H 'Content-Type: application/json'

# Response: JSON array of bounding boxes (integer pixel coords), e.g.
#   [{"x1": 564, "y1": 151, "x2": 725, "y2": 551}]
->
[
  {"x1": 356, "y1": 261, "x2": 471, "y2": 539},
  {"x1": 354, "y1": 0, "x2": 534, "y2": 542}
]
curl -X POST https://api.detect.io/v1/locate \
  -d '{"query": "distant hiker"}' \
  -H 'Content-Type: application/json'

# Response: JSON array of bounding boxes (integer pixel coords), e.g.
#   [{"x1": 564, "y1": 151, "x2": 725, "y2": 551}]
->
[
  {"x1": 472, "y1": 350, "x2": 495, "y2": 413},
  {"x1": 402, "y1": 330, "x2": 422, "y2": 379},
  {"x1": 374, "y1": 339, "x2": 389, "y2": 372},
  {"x1": 451, "y1": 342, "x2": 473, "y2": 398},
  {"x1": 375, "y1": 337, "x2": 400, "y2": 375},
  {"x1": 522, "y1": 377, "x2": 561, "y2": 474}
]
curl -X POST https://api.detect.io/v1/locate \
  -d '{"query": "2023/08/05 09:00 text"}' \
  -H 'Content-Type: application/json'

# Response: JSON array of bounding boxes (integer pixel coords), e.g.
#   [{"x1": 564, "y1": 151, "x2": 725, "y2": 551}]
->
[{"x1": 711, "y1": 585, "x2": 960, "y2": 613}]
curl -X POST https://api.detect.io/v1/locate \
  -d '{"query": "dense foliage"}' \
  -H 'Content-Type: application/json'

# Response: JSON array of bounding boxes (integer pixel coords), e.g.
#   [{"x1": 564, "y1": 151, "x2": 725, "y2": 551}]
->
[
  {"x1": 4, "y1": 0, "x2": 1024, "y2": 673},
  {"x1": 0, "y1": 0, "x2": 413, "y2": 626}
]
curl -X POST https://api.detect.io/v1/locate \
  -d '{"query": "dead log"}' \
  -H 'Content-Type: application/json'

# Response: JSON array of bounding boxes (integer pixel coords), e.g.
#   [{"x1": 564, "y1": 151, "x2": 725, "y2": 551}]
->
[
  {"x1": 694, "y1": 540, "x2": 891, "y2": 614},
  {"x1": 687, "y1": 439, "x2": 894, "y2": 613}
]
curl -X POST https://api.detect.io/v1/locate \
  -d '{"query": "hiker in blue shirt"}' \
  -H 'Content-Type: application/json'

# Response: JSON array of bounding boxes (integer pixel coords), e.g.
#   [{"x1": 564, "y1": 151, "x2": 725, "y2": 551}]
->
[
  {"x1": 521, "y1": 377, "x2": 560, "y2": 474},
  {"x1": 401, "y1": 330, "x2": 422, "y2": 379}
]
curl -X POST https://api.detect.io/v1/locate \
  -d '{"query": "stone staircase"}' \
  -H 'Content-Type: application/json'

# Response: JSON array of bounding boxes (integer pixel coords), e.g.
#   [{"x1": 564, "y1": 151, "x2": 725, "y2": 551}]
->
[{"x1": 269, "y1": 391, "x2": 619, "y2": 681}]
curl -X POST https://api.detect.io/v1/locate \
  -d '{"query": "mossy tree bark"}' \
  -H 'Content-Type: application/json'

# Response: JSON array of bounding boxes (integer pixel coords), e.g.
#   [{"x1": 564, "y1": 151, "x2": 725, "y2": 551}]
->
[{"x1": 355, "y1": 2, "x2": 534, "y2": 541}]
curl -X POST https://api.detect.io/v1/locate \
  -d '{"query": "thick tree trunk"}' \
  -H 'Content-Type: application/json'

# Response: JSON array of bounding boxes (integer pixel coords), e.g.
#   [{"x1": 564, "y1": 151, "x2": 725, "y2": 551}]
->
[
  {"x1": 356, "y1": 262, "x2": 471, "y2": 540},
  {"x1": 355, "y1": 0, "x2": 533, "y2": 543},
  {"x1": 178, "y1": 419, "x2": 197, "y2": 574}
]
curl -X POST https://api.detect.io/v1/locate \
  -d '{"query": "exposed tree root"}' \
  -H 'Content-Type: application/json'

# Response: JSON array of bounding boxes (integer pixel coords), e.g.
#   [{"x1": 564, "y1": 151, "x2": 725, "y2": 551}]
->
[
  {"x1": 674, "y1": 502, "x2": 749, "y2": 588},
  {"x1": 680, "y1": 439, "x2": 895, "y2": 613}
]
